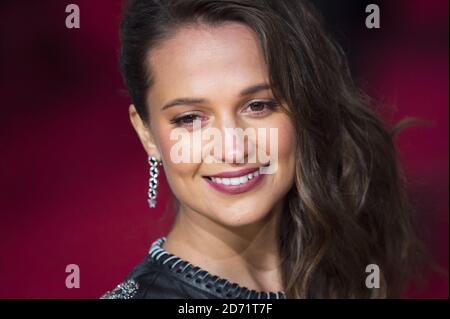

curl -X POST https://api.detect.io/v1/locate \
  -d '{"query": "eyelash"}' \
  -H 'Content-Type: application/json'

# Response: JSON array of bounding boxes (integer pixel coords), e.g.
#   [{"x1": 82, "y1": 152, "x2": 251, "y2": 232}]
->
[{"x1": 169, "y1": 100, "x2": 279, "y2": 126}]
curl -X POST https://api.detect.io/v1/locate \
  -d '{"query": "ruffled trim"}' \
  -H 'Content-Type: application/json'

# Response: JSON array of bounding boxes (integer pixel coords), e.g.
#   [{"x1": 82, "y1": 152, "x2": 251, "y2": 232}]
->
[{"x1": 147, "y1": 237, "x2": 287, "y2": 299}]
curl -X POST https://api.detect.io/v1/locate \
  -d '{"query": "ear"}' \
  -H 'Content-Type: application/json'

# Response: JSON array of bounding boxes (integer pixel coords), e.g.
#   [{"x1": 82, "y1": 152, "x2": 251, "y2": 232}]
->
[{"x1": 129, "y1": 104, "x2": 161, "y2": 160}]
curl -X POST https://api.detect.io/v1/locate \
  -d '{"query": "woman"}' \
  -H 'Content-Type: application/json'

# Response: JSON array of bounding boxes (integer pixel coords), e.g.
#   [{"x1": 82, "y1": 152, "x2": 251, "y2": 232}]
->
[{"x1": 102, "y1": 0, "x2": 423, "y2": 299}]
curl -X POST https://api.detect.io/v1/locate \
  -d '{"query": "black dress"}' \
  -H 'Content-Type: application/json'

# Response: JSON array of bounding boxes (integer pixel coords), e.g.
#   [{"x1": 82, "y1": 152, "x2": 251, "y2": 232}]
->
[{"x1": 101, "y1": 237, "x2": 287, "y2": 299}]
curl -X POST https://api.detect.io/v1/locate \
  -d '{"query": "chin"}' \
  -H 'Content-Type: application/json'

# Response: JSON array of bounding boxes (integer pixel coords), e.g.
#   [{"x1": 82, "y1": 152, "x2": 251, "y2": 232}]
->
[{"x1": 209, "y1": 204, "x2": 276, "y2": 228}]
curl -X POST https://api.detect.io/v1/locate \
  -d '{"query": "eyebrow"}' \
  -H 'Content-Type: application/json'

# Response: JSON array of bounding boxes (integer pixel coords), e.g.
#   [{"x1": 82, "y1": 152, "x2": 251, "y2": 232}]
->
[{"x1": 161, "y1": 82, "x2": 271, "y2": 110}]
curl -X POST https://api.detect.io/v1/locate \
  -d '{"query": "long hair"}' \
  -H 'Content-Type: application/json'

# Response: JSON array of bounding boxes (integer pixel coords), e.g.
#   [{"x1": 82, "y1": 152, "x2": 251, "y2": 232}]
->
[{"x1": 119, "y1": 0, "x2": 425, "y2": 298}]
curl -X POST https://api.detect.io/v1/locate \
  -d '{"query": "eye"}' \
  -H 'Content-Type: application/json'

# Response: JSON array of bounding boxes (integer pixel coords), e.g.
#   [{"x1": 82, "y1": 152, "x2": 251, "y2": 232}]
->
[
  {"x1": 170, "y1": 113, "x2": 207, "y2": 127},
  {"x1": 242, "y1": 100, "x2": 279, "y2": 116}
]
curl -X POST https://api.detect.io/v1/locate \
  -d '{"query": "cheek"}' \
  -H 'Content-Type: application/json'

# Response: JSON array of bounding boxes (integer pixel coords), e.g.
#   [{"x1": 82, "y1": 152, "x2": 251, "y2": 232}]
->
[
  {"x1": 154, "y1": 125, "x2": 173, "y2": 163},
  {"x1": 269, "y1": 115, "x2": 297, "y2": 195},
  {"x1": 155, "y1": 126, "x2": 199, "y2": 184},
  {"x1": 260, "y1": 114, "x2": 297, "y2": 166},
  {"x1": 277, "y1": 117, "x2": 296, "y2": 160}
]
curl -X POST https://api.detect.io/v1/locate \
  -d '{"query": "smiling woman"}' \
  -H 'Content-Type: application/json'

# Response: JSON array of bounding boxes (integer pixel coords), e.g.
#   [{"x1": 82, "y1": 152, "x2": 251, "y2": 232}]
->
[{"x1": 101, "y1": 0, "x2": 425, "y2": 299}]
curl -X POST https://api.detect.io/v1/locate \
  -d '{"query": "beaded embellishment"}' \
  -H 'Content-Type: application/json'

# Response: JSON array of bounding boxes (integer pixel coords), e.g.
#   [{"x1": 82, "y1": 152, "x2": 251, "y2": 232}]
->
[{"x1": 100, "y1": 279, "x2": 139, "y2": 299}]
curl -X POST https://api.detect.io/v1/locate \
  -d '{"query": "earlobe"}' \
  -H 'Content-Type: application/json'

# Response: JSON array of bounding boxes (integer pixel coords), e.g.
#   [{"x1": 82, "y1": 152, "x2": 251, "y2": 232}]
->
[{"x1": 128, "y1": 104, "x2": 161, "y2": 159}]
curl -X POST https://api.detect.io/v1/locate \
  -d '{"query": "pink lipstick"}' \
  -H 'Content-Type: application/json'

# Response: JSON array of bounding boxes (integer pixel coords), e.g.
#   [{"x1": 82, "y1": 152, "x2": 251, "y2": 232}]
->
[{"x1": 202, "y1": 166, "x2": 266, "y2": 195}]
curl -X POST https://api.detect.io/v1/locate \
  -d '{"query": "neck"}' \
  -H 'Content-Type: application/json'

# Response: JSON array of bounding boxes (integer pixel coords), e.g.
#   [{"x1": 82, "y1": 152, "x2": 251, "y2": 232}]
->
[{"x1": 162, "y1": 201, "x2": 285, "y2": 292}]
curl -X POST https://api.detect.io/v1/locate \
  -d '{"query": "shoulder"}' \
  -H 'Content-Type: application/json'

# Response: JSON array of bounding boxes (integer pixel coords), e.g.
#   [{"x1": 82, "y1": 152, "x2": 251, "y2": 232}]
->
[
  {"x1": 100, "y1": 278, "x2": 141, "y2": 299},
  {"x1": 100, "y1": 257, "x2": 210, "y2": 299},
  {"x1": 100, "y1": 257, "x2": 166, "y2": 299},
  {"x1": 100, "y1": 237, "x2": 223, "y2": 299}
]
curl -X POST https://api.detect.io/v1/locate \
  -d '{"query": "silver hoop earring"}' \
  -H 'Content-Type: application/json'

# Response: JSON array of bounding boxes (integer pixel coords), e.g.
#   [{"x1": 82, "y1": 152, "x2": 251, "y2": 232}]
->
[{"x1": 148, "y1": 155, "x2": 162, "y2": 208}]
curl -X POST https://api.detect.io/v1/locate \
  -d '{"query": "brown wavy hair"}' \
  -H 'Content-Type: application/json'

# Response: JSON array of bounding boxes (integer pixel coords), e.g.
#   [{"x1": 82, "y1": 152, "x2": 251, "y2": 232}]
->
[{"x1": 119, "y1": 0, "x2": 425, "y2": 298}]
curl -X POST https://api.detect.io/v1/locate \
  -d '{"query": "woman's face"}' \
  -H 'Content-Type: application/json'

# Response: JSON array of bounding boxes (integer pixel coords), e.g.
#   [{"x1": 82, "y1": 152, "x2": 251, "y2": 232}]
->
[{"x1": 132, "y1": 22, "x2": 297, "y2": 227}]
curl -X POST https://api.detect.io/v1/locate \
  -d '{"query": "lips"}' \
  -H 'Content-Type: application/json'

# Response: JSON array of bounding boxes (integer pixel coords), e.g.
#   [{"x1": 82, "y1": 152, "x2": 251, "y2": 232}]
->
[
  {"x1": 202, "y1": 166, "x2": 266, "y2": 195},
  {"x1": 204, "y1": 166, "x2": 260, "y2": 178}
]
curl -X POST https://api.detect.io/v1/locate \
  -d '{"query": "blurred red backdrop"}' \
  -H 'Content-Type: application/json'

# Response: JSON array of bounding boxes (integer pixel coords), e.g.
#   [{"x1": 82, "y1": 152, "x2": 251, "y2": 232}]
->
[{"x1": 0, "y1": 0, "x2": 447, "y2": 298}]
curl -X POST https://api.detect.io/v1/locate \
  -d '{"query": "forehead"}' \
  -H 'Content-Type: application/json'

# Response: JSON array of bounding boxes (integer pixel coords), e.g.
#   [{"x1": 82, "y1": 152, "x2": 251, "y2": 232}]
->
[{"x1": 147, "y1": 22, "x2": 270, "y2": 104}]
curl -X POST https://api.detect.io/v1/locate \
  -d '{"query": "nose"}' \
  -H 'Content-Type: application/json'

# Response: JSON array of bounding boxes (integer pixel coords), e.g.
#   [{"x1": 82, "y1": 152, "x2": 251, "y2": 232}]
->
[{"x1": 207, "y1": 116, "x2": 254, "y2": 165}]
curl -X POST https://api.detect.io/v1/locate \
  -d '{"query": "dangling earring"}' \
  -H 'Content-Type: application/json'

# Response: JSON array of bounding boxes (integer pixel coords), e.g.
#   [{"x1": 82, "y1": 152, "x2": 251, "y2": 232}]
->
[{"x1": 148, "y1": 155, "x2": 162, "y2": 208}]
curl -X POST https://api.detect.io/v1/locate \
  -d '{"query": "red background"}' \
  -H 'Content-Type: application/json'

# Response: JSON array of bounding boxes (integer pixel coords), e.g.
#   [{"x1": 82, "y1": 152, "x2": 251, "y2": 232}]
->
[{"x1": 0, "y1": 1, "x2": 447, "y2": 298}]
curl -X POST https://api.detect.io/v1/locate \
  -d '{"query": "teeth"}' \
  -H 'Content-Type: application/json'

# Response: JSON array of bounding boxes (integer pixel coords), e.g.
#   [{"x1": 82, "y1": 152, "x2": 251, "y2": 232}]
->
[{"x1": 210, "y1": 170, "x2": 260, "y2": 186}]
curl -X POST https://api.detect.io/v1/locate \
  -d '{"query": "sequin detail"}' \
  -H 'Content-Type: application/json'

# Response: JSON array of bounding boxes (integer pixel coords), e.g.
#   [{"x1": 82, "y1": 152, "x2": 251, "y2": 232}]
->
[{"x1": 100, "y1": 279, "x2": 139, "y2": 299}]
